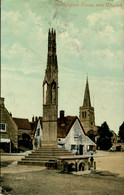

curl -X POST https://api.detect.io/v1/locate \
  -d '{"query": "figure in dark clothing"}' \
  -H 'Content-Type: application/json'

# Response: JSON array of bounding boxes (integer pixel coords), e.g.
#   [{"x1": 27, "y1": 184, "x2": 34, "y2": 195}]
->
[{"x1": 90, "y1": 153, "x2": 94, "y2": 167}]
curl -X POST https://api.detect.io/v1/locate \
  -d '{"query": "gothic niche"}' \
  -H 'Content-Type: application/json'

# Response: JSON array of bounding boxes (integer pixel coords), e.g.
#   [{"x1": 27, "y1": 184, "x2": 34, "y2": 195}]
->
[
  {"x1": 43, "y1": 82, "x2": 48, "y2": 104},
  {"x1": 51, "y1": 81, "x2": 56, "y2": 104}
]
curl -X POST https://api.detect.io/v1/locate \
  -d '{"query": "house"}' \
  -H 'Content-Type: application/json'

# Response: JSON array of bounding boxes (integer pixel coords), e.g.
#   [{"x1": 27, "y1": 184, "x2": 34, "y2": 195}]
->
[
  {"x1": 111, "y1": 130, "x2": 120, "y2": 143},
  {"x1": 57, "y1": 111, "x2": 96, "y2": 155},
  {"x1": 0, "y1": 97, "x2": 18, "y2": 152},
  {"x1": 13, "y1": 117, "x2": 32, "y2": 151},
  {"x1": 31, "y1": 116, "x2": 42, "y2": 149},
  {"x1": 0, "y1": 97, "x2": 32, "y2": 152},
  {"x1": 32, "y1": 110, "x2": 96, "y2": 155}
]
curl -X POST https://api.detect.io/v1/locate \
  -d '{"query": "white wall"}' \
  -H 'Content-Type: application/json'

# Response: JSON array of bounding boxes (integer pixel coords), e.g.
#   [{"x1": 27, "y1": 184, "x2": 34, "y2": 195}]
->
[
  {"x1": 58, "y1": 119, "x2": 96, "y2": 154},
  {"x1": 34, "y1": 118, "x2": 96, "y2": 154},
  {"x1": 33, "y1": 119, "x2": 42, "y2": 149}
]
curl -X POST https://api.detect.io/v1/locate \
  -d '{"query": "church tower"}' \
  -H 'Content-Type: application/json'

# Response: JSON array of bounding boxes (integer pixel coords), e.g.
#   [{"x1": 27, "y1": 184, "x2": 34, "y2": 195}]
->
[
  {"x1": 79, "y1": 77, "x2": 95, "y2": 134},
  {"x1": 42, "y1": 29, "x2": 58, "y2": 146}
]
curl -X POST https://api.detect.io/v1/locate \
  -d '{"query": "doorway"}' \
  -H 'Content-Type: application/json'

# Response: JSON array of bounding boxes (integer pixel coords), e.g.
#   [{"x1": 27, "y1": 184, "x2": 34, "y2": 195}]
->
[{"x1": 79, "y1": 145, "x2": 83, "y2": 155}]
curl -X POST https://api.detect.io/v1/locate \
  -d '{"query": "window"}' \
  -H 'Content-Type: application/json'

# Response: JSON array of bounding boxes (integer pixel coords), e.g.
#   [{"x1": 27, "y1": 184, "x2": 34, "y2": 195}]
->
[
  {"x1": 82, "y1": 112, "x2": 87, "y2": 119},
  {"x1": 36, "y1": 128, "x2": 40, "y2": 136},
  {"x1": 0, "y1": 123, "x2": 6, "y2": 131},
  {"x1": 71, "y1": 145, "x2": 76, "y2": 150},
  {"x1": 89, "y1": 145, "x2": 93, "y2": 151},
  {"x1": 74, "y1": 134, "x2": 78, "y2": 141}
]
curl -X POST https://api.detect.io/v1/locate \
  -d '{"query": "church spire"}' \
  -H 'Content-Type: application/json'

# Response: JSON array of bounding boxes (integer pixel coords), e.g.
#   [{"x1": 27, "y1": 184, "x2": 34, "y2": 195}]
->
[{"x1": 83, "y1": 76, "x2": 91, "y2": 107}]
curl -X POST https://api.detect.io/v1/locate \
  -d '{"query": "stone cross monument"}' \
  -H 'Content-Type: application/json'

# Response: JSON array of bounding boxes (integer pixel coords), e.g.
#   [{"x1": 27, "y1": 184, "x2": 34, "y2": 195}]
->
[{"x1": 42, "y1": 29, "x2": 58, "y2": 146}]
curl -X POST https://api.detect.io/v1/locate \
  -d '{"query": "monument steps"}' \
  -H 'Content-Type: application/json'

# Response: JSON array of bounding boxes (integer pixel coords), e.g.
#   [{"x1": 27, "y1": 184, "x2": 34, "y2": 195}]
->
[
  {"x1": 34, "y1": 148, "x2": 70, "y2": 152},
  {"x1": 29, "y1": 152, "x2": 72, "y2": 155},
  {"x1": 18, "y1": 160, "x2": 49, "y2": 166},
  {"x1": 21, "y1": 157, "x2": 57, "y2": 161},
  {"x1": 18, "y1": 146, "x2": 74, "y2": 166},
  {"x1": 26, "y1": 154, "x2": 73, "y2": 158}
]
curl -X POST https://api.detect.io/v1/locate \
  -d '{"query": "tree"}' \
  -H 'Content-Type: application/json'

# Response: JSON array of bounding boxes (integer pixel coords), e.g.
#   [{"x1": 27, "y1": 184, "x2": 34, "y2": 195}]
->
[
  {"x1": 97, "y1": 122, "x2": 113, "y2": 150},
  {"x1": 118, "y1": 122, "x2": 124, "y2": 142},
  {"x1": 87, "y1": 130, "x2": 95, "y2": 142}
]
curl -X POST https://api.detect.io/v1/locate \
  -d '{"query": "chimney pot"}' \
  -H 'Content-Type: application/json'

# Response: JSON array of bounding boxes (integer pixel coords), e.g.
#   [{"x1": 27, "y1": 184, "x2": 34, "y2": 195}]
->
[
  {"x1": 32, "y1": 116, "x2": 34, "y2": 122},
  {"x1": 0, "y1": 97, "x2": 5, "y2": 107},
  {"x1": 60, "y1": 110, "x2": 64, "y2": 119}
]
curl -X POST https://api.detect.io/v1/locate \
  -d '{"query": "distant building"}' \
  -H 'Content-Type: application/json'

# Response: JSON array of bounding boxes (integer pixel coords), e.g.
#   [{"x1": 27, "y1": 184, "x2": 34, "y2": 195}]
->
[
  {"x1": 32, "y1": 117, "x2": 42, "y2": 149},
  {"x1": 0, "y1": 97, "x2": 32, "y2": 152},
  {"x1": 111, "y1": 130, "x2": 120, "y2": 143},
  {"x1": 79, "y1": 77, "x2": 98, "y2": 135},
  {"x1": 0, "y1": 97, "x2": 18, "y2": 152},
  {"x1": 13, "y1": 117, "x2": 32, "y2": 151}
]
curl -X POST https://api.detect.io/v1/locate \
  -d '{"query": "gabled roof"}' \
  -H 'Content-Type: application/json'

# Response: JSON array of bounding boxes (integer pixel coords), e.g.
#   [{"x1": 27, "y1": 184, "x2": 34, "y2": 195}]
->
[
  {"x1": 30, "y1": 115, "x2": 86, "y2": 139},
  {"x1": 30, "y1": 121, "x2": 37, "y2": 134},
  {"x1": 57, "y1": 116, "x2": 86, "y2": 138},
  {"x1": 13, "y1": 118, "x2": 31, "y2": 130},
  {"x1": 39, "y1": 117, "x2": 43, "y2": 128},
  {"x1": 30, "y1": 117, "x2": 43, "y2": 135}
]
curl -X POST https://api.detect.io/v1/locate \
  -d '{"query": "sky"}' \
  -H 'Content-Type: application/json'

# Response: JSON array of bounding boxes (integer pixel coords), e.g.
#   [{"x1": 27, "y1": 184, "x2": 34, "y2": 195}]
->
[{"x1": 1, "y1": 0, "x2": 124, "y2": 134}]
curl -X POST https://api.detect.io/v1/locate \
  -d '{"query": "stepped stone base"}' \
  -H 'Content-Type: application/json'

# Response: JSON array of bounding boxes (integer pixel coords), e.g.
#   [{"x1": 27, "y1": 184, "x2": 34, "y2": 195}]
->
[
  {"x1": 18, "y1": 146, "x2": 74, "y2": 168},
  {"x1": 42, "y1": 141, "x2": 58, "y2": 147}
]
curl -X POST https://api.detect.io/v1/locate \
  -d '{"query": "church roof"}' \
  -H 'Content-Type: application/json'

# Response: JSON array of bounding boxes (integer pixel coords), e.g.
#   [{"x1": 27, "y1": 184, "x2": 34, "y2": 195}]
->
[
  {"x1": 83, "y1": 77, "x2": 91, "y2": 107},
  {"x1": 13, "y1": 118, "x2": 31, "y2": 130}
]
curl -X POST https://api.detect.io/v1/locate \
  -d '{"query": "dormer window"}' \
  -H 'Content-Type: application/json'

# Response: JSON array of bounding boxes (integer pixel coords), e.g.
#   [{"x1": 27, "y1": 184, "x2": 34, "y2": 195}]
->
[{"x1": 0, "y1": 123, "x2": 6, "y2": 132}]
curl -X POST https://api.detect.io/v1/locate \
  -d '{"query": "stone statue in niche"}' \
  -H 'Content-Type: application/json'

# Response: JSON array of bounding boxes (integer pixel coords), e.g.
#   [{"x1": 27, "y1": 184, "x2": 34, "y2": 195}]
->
[
  {"x1": 52, "y1": 83, "x2": 56, "y2": 103},
  {"x1": 43, "y1": 83, "x2": 48, "y2": 104}
]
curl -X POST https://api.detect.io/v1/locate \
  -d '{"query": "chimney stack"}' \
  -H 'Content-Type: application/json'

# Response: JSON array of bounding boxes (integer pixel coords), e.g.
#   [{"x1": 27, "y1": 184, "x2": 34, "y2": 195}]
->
[
  {"x1": 32, "y1": 116, "x2": 34, "y2": 122},
  {"x1": 60, "y1": 110, "x2": 65, "y2": 123},
  {"x1": 0, "y1": 97, "x2": 5, "y2": 108}
]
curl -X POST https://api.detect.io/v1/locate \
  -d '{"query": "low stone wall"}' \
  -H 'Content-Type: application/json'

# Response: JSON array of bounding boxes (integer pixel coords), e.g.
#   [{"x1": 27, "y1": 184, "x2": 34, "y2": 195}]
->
[{"x1": 57, "y1": 156, "x2": 96, "y2": 172}]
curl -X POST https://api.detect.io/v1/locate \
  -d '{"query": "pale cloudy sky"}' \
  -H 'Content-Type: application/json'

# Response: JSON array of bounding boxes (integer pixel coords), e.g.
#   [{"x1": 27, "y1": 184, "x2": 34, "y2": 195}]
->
[{"x1": 1, "y1": 0, "x2": 124, "y2": 133}]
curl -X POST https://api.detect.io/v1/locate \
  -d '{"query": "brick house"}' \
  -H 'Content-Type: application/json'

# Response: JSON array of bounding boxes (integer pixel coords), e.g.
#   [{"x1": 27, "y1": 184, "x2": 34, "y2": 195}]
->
[
  {"x1": 0, "y1": 97, "x2": 32, "y2": 152},
  {"x1": 0, "y1": 97, "x2": 18, "y2": 152},
  {"x1": 13, "y1": 117, "x2": 32, "y2": 151}
]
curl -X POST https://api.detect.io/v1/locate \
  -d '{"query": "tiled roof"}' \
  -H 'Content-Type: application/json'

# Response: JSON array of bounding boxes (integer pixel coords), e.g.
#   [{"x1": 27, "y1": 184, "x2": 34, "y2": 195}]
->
[
  {"x1": 57, "y1": 116, "x2": 86, "y2": 138},
  {"x1": 13, "y1": 118, "x2": 31, "y2": 130},
  {"x1": 30, "y1": 115, "x2": 86, "y2": 138}
]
